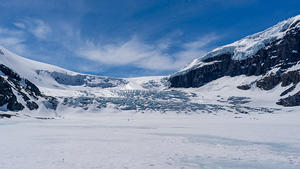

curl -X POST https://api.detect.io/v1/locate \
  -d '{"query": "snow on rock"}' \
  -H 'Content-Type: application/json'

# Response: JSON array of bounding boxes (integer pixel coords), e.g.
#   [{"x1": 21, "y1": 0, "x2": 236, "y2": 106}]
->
[
  {"x1": 179, "y1": 14, "x2": 300, "y2": 74},
  {"x1": 287, "y1": 62, "x2": 300, "y2": 72}
]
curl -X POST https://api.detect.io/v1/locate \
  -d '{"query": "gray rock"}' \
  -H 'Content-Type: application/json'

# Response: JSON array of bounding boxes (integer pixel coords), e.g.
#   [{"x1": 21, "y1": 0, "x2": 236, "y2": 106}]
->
[{"x1": 277, "y1": 92, "x2": 300, "y2": 106}]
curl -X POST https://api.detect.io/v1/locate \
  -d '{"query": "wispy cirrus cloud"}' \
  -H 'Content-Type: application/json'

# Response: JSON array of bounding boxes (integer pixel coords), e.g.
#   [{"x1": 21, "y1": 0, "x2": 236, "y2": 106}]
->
[
  {"x1": 0, "y1": 16, "x2": 219, "y2": 74},
  {"x1": 14, "y1": 18, "x2": 52, "y2": 40},
  {"x1": 0, "y1": 27, "x2": 27, "y2": 55},
  {"x1": 77, "y1": 34, "x2": 219, "y2": 71},
  {"x1": 0, "y1": 15, "x2": 220, "y2": 74},
  {"x1": 0, "y1": 18, "x2": 52, "y2": 57}
]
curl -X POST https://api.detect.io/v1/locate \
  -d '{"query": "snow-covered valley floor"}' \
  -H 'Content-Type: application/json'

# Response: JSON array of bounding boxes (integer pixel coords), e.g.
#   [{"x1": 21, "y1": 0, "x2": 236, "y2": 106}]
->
[{"x1": 1, "y1": 112, "x2": 300, "y2": 169}]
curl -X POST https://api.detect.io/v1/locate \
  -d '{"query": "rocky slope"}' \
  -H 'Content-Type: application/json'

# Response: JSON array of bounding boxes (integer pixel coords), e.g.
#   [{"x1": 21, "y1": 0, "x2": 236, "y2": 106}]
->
[
  {"x1": 169, "y1": 15, "x2": 300, "y2": 106},
  {"x1": 0, "y1": 64, "x2": 58, "y2": 111}
]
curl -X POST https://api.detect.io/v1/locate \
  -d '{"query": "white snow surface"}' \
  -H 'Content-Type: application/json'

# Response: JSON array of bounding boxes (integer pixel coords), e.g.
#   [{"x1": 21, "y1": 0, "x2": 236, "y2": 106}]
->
[
  {"x1": 178, "y1": 14, "x2": 300, "y2": 74},
  {"x1": 1, "y1": 112, "x2": 300, "y2": 169}
]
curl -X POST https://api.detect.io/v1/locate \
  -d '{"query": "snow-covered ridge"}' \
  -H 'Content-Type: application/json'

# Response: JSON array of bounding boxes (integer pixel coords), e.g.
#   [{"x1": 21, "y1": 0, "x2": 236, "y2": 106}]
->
[
  {"x1": 0, "y1": 46, "x2": 72, "y2": 78},
  {"x1": 0, "y1": 46, "x2": 129, "y2": 89},
  {"x1": 179, "y1": 14, "x2": 300, "y2": 74}
]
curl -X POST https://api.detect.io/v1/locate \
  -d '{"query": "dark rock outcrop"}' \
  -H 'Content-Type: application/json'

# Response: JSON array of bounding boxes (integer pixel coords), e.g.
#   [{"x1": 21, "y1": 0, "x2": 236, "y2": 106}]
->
[
  {"x1": 277, "y1": 91, "x2": 300, "y2": 106},
  {"x1": 280, "y1": 85, "x2": 296, "y2": 96},
  {"x1": 0, "y1": 76, "x2": 24, "y2": 111},
  {"x1": 0, "y1": 114, "x2": 15, "y2": 118},
  {"x1": 256, "y1": 70, "x2": 300, "y2": 90},
  {"x1": 24, "y1": 79, "x2": 42, "y2": 97},
  {"x1": 0, "y1": 64, "x2": 21, "y2": 81},
  {"x1": 237, "y1": 84, "x2": 251, "y2": 90},
  {"x1": 26, "y1": 101, "x2": 39, "y2": 110},
  {"x1": 7, "y1": 96, "x2": 25, "y2": 111},
  {"x1": 256, "y1": 73, "x2": 281, "y2": 90},
  {"x1": 0, "y1": 64, "x2": 58, "y2": 111}
]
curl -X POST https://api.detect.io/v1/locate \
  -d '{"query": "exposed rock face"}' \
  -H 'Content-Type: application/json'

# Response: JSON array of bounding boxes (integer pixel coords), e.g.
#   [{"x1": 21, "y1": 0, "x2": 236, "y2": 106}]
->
[
  {"x1": 0, "y1": 76, "x2": 24, "y2": 111},
  {"x1": 237, "y1": 84, "x2": 251, "y2": 90},
  {"x1": 0, "y1": 64, "x2": 21, "y2": 81},
  {"x1": 0, "y1": 64, "x2": 58, "y2": 111},
  {"x1": 0, "y1": 113, "x2": 15, "y2": 118},
  {"x1": 280, "y1": 85, "x2": 296, "y2": 96},
  {"x1": 256, "y1": 73, "x2": 281, "y2": 90},
  {"x1": 26, "y1": 101, "x2": 39, "y2": 110},
  {"x1": 256, "y1": 70, "x2": 300, "y2": 90},
  {"x1": 277, "y1": 91, "x2": 300, "y2": 106}
]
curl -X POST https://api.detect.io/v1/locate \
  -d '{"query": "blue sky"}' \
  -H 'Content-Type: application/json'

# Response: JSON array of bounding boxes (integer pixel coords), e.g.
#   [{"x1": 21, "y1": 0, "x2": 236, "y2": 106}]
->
[{"x1": 0, "y1": 0, "x2": 299, "y2": 77}]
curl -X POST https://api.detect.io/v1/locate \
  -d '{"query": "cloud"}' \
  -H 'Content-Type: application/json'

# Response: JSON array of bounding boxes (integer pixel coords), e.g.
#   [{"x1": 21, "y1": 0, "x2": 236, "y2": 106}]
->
[
  {"x1": 0, "y1": 16, "x2": 219, "y2": 73},
  {"x1": 14, "y1": 18, "x2": 51, "y2": 40},
  {"x1": 0, "y1": 27, "x2": 24, "y2": 37},
  {"x1": 13, "y1": 22, "x2": 26, "y2": 29},
  {"x1": 0, "y1": 18, "x2": 52, "y2": 55},
  {"x1": 0, "y1": 27, "x2": 27, "y2": 55},
  {"x1": 77, "y1": 34, "x2": 218, "y2": 71},
  {"x1": 78, "y1": 37, "x2": 154, "y2": 65}
]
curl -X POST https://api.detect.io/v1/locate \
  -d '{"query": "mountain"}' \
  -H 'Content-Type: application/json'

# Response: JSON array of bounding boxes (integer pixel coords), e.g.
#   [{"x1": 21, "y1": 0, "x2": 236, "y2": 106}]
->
[
  {"x1": 0, "y1": 45, "x2": 169, "y2": 115},
  {"x1": 0, "y1": 45, "x2": 282, "y2": 117},
  {"x1": 0, "y1": 46, "x2": 129, "y2": 89},
  {"x1": 1, "y1": 15, "x2": 300, "y2": 117},
  {"x1": 169, "y1": 15, "x2": 300, "y2": 106},
  {"x1": 0, "y1": 45, "x2": 133, "y2": 113}
]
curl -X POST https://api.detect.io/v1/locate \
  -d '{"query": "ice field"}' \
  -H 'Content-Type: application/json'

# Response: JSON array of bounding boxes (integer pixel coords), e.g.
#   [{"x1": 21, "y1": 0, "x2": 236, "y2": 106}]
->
[{"x1": 1, "y1": 112, "x2": 300, "y2": 169}]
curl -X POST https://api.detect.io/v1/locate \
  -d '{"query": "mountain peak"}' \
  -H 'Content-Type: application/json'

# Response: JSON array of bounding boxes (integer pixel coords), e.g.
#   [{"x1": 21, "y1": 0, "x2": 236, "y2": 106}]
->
[
  {"x1": 178, "y1": 14, "x2": 300, "y2": 74},
  {"x1": 169, "y1": 14, "x2": 300, "y2": 107}
]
